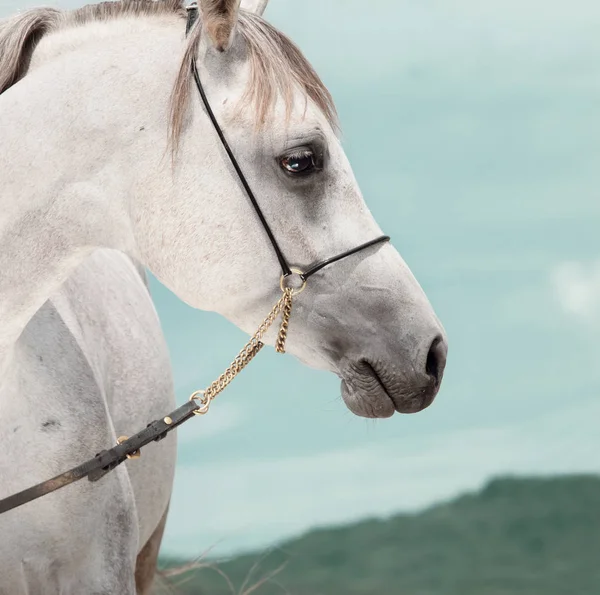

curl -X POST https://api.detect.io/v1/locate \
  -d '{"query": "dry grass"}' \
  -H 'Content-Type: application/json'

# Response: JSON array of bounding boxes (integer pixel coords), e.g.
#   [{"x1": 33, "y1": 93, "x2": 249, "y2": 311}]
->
[{"x1": 153, "y1": 547, "x2": 289, "y2": 595}]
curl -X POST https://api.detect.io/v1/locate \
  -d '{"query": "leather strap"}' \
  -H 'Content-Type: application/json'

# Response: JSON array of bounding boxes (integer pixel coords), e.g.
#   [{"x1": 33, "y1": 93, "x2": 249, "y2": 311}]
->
[
  {"x1": 186, "y1": 3, "x2": 198, "y2": 35},
  {"x1": 0, "y1": 401, "x2": 198, "y2": 515},
  {"x1": 187, "y1": 4, "x2": 390, "y2": 280},
  {"x1": 191, "y1": 56, "x2": 293, "y2": 277},
  {"x1": 301, "y1": 235, "x2": 390, "y2": 280}
]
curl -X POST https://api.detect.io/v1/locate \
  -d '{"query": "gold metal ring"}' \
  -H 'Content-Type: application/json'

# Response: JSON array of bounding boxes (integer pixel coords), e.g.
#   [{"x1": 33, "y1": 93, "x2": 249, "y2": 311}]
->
[
  {"x1": 189, "y1": 390, "x2": 211, "y2": 415},
  {"x1": 280, "y1": 268, "x2": 307, "y2": 296}
]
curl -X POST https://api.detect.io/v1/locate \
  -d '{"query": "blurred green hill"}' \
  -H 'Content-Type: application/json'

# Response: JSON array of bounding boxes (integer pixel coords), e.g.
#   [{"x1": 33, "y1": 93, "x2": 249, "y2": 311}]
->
[{"x1": 159, "y1": 475, "x2": 600, "y2": 594}]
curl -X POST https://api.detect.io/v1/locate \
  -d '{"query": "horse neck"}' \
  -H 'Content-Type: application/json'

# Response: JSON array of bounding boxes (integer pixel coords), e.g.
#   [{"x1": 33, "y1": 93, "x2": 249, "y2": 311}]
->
[{"x1": 0, "y1": 17, "x2": 182, "y2": 367}]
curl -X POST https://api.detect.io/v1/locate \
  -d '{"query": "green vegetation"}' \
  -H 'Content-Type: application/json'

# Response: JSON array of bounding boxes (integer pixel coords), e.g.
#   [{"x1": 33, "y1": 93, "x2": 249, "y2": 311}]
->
[{"x1": 159, "y1": 475, "x2": 600, "y2": 594}]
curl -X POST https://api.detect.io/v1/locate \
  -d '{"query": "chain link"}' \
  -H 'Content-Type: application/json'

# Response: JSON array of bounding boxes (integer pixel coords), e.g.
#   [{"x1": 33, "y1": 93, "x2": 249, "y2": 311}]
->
[
  {"x1": 275, "y1": 289, "x2": 293, "y2": 354},
  {"x1": 189, "y1": 288, "x2": 294, "y2": 415}
]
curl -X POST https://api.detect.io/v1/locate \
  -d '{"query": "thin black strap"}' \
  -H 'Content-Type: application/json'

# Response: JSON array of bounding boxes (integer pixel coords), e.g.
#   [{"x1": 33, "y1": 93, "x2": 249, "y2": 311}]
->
[
  {"x1": 0, "y1": 401, "x2": 199, "y2": 515},
  {"x1": 302, "y1": 235, "x2": 390, "y2": 280},
  {"x1": 186, "y1": 3, "x2": 388, "y2": 281},
  {"x1": 190, "y1": 58, "x2": 293, "y2": 278},
  {"x1": 185, "y1": 5, "x2": 290, "y2": 274},
  {"x1": 186, "y1": 2, "x2": 198, "y2": 35}
]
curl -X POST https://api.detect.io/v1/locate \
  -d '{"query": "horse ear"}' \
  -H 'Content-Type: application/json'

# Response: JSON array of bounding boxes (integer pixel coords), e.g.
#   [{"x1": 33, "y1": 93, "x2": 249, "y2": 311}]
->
[
  {"x1": 240, "y1": 0, "x2": 269, "y2": 15},
  {"x1": 199, "y1": 0, "x2": 242, "y2": 52}
]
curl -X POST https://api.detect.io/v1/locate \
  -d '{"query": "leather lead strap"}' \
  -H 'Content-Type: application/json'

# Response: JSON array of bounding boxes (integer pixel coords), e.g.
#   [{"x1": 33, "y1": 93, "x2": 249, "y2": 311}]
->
[{"x1": 0, "y1": 401, "x2": 199, "y2": 515}]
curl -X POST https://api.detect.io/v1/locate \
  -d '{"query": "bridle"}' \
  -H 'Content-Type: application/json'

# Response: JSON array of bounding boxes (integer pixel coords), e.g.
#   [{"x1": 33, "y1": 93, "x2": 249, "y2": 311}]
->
[
  {"x1": 0, "y1": 4, "x2": 390, "y2": 515},
  {"x1": 187, "y1": 7, "x2": 389, "y2": 287}
]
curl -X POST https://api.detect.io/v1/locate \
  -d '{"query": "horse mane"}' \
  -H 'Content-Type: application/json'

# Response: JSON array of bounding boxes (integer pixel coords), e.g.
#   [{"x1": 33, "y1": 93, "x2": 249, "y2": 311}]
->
[
  {"x1": 0, "y1": 7, "x2": 59, "y2": 94},
  {"x1": 0, "y1": 0, "x2": 337, "y2": 146},
  {"x1": 0, "y1": 1, "x2": 183, "y2": 94}
]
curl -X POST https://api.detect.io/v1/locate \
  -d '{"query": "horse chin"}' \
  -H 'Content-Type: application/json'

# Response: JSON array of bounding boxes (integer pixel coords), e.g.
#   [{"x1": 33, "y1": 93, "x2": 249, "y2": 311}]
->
[
  {"x1": 339, "y1": 361, "x2": 439, "y2": 418},
  {"x1": 340, "y1": 379, "x2": 396, "y2": 419}
]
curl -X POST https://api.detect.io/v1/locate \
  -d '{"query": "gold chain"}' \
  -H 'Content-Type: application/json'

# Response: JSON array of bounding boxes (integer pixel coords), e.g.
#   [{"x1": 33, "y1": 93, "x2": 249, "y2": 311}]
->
[
  {"x1": 189, "y1": 287, "x2": 294, "y2": 415},
  {"x1": 275, "y1": 288, "x2": 293, "y2": 353}
]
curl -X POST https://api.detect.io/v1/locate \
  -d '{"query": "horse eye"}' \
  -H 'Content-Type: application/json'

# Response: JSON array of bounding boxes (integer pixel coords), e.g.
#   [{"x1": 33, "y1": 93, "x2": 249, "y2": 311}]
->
[{"x1": 280, "y1": 150, "x2": 316, "y2": 175}]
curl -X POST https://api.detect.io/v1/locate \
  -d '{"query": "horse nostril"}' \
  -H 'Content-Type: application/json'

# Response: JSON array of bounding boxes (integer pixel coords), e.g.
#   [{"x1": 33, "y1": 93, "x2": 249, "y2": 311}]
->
[{"x1": 425, "y1": 335, "x2": 447, "y2": 386}]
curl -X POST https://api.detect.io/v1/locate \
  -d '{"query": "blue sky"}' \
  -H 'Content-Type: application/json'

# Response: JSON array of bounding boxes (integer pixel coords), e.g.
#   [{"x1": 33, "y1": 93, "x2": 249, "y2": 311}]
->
[
  {"x1": 160, "y1": 0, "x2": 600, "y2": 556},
  {"x1": 3, "y1": 0, "x2": 599, "y2": 557}
]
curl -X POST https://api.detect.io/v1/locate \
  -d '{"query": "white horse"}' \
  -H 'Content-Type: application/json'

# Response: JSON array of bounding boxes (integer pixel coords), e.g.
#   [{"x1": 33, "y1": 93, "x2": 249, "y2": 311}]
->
[{"x1": 0, "y1": 0, "x2": 448, "y2": 592}]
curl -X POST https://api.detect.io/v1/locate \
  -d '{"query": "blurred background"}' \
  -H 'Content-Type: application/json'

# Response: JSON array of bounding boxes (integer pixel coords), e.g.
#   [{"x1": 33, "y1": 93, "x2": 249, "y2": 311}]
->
[
  {"x1": 157, "y1": 0, "x2": 600, "y2": 558},
  {"x1": 3, "y1": 0, "x2": 599, "y2": 592}
]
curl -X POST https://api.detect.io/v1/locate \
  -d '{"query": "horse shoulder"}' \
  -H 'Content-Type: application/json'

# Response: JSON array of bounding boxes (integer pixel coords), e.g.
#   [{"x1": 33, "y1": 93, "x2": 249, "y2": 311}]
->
[{"x1": 0, "y1": 249, "x2": 175, "y2": 592}]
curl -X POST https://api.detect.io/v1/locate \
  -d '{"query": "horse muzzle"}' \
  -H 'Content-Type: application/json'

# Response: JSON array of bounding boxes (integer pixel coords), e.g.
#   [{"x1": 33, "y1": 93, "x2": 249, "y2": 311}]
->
[{"x1": 339, "y1": 335, "x2": 447, "y2": 418}]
